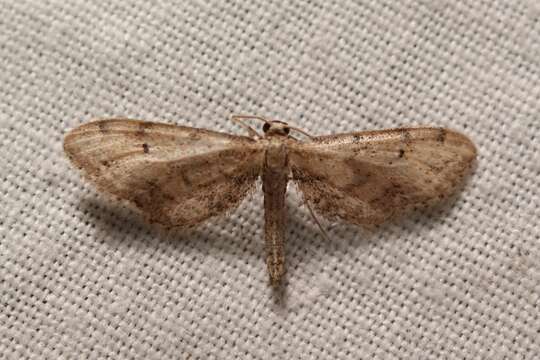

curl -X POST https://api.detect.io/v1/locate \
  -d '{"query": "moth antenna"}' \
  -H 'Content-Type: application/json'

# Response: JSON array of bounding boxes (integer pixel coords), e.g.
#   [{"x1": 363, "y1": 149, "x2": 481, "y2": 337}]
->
[
  {"x1": 305, "y1": 200, "x2": 331, "y2": 242},
  {"x1": 230, "y1": 114, "x2": 269, "y2": 123},
  {"x1": 288, "y1": 126, "x2": 314, "y2": 140},
  {"x1": 230, "y1": 115, "x2": 264, "y2": 138}
]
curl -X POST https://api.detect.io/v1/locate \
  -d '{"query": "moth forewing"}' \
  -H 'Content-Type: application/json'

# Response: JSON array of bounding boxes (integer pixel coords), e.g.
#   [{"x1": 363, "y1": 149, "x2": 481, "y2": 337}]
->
[
  {"x1": 289, "y1": 127, "x2": 476, "y2": 226},
  {"x1": 63, "y1": 119, "x2": 265, "y2": 228}
]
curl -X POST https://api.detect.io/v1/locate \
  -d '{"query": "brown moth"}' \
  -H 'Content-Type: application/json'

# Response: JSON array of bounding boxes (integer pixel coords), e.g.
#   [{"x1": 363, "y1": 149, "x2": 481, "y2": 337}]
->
[{"x1": 64, "y1": 115, "x2": 476, "y2": 286}]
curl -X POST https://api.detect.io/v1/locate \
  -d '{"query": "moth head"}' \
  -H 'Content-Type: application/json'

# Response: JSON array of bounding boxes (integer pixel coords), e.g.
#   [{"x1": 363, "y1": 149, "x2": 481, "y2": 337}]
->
[{"x1": 262, "y1": 120, "x2": 290, "y2": 137}]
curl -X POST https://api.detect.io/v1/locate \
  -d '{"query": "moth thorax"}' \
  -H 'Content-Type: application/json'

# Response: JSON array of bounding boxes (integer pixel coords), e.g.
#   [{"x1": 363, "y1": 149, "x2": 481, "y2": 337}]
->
[{"x1": 265, "y1": 142, "x2": 289, "y2": 169}]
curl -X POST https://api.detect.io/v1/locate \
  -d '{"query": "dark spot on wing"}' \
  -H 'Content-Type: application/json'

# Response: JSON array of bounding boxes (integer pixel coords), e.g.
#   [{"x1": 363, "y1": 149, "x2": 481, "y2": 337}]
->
[
  {"x1": 232, "y1": 173, "x2": 253, "y2": 186},
  {"x1": 142, "y1": 143, "x2": 149, "y2": 153},
  {"x1": 352, "y1": 134, "x2": 361, "y2": 143},
  {"x1": 134, "y1": 180, "x2": 176, "y2": 220},
  {"x1": 137, "y1": 122, "x2": 153, "y2": 137},
  {"x1": 400, "y1": 129, "x2": 412, "y2": 145},
  {"x1": 189, "y1": 131, "x2": 202, "y2": 140},
  {"x1": 398, "y1": 149, "x2": 405, "y2": 158},
  {"x1": 213, "y1": 200, "x2": 227, "y2": 214},
  {"x1": 101, "y1": 160, "x2": 110, "y2": 167},
  {"x1": 342, "y1": 158, "x2": 374, "y2": 192},
  {"x1": 98, "y1": 122, "x2": 109, "y2": 133},
  {"x1": 437, "y1": 128, "x2": 447, "y2": 143},
  {"x1": 181, "y1": 172, "x2": 192, "y2": 187}
]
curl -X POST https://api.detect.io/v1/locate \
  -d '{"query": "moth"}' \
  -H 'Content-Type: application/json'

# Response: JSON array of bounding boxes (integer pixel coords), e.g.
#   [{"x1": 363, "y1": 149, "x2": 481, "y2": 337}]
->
[{"x1": 64, "y1": 115, "x2": 476, "y2": 286}]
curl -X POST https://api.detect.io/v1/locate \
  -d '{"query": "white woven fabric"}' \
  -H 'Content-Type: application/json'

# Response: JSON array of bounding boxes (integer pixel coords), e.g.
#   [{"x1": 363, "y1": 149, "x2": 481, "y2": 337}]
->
[{"x1": 2, "y1": 0, "x2": 539, "y2": 358}]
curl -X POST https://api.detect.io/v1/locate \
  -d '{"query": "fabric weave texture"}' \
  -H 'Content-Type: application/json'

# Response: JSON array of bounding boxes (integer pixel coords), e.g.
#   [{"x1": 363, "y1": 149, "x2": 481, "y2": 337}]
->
[{"x1": 1, "y1": 0, "x2": 539, "y2": 359}]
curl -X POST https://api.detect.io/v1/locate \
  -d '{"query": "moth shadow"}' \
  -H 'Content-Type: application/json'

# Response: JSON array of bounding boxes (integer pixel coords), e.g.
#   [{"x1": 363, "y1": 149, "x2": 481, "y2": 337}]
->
[
  {"x1": 76, "y1": 197, "x2": 260, "y2": 259},
  {"x1": 76, "y1": 178, "x2": 473, "y2": 293},
  {"x1": 284, "y1": 186, "x2": 473, "y2": 281}
]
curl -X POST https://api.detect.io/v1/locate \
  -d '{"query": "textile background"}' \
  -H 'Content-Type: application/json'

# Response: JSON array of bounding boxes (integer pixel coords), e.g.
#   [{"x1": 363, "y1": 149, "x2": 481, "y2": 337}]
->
[{"x1": 1, "y1": 1, "x2": 539, "y2": 358}]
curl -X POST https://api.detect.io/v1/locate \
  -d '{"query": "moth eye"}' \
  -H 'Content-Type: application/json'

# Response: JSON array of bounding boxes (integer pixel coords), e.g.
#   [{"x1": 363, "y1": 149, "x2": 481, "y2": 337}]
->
[
  {"x1": 262, "y1": 122, "x2": 270, "y2": 132},
  {"x1": 284, "y1": 127, "x2": 290, "y2": 135}
]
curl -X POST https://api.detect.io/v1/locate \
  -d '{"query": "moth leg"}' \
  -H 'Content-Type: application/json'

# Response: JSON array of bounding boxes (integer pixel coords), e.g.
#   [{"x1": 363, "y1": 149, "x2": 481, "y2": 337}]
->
[
  {"x1": 230, "y1": 115, "x2": 265, "y2": 138},
  {"x1": 288, "y1": 126, "x2": 315, "y2": 140},
  {"x1": 304, "y1": 199, "x2": 331, "y2": 242}
]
